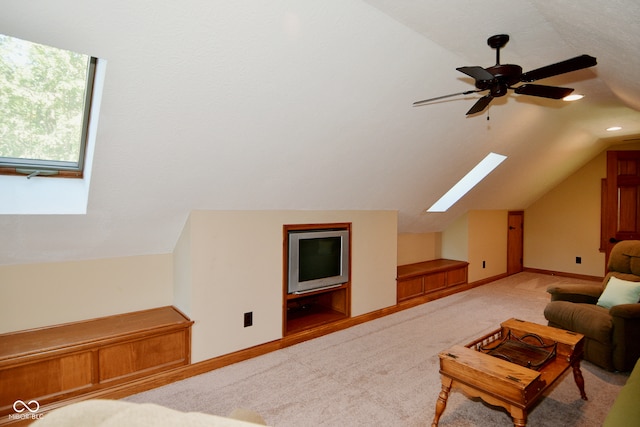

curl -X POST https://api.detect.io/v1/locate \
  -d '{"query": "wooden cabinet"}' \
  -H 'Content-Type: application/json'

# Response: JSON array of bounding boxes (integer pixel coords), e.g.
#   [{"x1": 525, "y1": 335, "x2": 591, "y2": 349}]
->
[
  {"x1": 0, "y1": 306, "x2": 192, "y2": 418},
  {"x1": 284, "y1": 285, "x2": 350, "y2": 335},
  {"x1": 397, "y1": 259, "x2": 469, "y2": 303},
  {"x1": 283, "y1": 223, "x2": 351, "y2": 336}
]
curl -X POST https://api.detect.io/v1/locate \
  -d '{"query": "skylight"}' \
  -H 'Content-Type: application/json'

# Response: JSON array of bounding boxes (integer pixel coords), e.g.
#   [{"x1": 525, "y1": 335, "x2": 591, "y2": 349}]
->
[
  {"x1": 0, "y1": 34, "x2": 96, "y2": 177},
  {"x1": 427, "y1": 152, "x2": 507, "y2": 212},
  {"x1": 0, "y1": 34, "x2": 105, "y2": 215}
]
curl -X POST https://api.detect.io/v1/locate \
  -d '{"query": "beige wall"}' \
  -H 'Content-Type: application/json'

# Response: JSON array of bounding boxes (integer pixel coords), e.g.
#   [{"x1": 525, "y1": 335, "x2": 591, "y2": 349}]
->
[
  {"x1": 524, "y1": 150, "x2": 607, "y2": 276},
  {"x1": 441, "y1": 210, "x2": 509, "y2": 282},
  {"x1": 173, "y1": 215, "x2": 193, "y2": 315},
  {"x1": 0, "y1": 254, "x2": 173, "y2": 334},
  {"x1": 468, "y1": 210, "x2": 508, "y2": 282},
  {"x1": 525, "y1": 144, "x2": 640, "y2": 276},
  {"x1": 175, "y1": 210, "x2": 398, "y2": 363},
  {"x1": 4, "y1": 140, "x2": 630, "y2": 356},
  {"x1": 0, "y1": 210, "x2": 397, "y2": 363},
  {"x1": 442, "y1": 213, "x2": 469, "y2": 261},
  {"x1": 397, "y1": 232, "x2": 441, "y2": 265}
]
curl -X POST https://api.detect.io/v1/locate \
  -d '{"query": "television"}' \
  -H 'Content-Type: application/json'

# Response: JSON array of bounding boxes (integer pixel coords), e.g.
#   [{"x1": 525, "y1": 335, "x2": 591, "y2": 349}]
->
[{"x1": 287, "y1": 229, "x2": 350, "y2": 294}]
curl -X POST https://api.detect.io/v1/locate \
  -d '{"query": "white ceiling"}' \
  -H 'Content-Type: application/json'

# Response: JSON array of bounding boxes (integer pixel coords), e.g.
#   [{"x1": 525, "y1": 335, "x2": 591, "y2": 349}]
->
[{"x1": 1, "y1": 0, "x2": 640, "y2": 265}]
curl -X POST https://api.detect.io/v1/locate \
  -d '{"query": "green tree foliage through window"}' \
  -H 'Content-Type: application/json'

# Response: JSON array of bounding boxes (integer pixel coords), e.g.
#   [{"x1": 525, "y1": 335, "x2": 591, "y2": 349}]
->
[{"x1": 0, "y1": 34, "x2": 95, "y2": 173}]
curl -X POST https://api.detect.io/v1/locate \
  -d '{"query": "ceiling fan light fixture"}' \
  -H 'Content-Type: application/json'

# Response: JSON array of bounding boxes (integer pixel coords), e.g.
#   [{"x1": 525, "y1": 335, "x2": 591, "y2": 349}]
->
[{"x1": 563, "y1": 94, "x2": 584, "y2": 101}]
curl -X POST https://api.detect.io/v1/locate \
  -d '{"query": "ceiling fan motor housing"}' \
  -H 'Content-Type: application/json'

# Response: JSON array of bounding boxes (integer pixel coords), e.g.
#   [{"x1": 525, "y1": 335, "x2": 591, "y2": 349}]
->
[{"x1": 476, "y1": 64, "x2": 523, "y2": 96}]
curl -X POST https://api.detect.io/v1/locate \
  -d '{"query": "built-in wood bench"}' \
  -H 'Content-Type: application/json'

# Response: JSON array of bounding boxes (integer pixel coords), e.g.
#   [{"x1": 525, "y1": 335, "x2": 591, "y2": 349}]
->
[
  {"x1": 397, "y1": 259, "x2": 469, "y2": 303},
  {"x1": 0, "y1": 306, "x2": 193, "y2": 420}
]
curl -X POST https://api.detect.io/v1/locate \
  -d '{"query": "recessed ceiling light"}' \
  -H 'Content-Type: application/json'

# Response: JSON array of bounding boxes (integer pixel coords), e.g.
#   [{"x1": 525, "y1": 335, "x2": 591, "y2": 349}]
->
[
  {"x1": 607, "y1": 126, "x2": 622, "y2": 131},
  {"x1": 563, "y1": 94, "x2": 584, "y2": 101},
  {"x1": 427, "y1": 152, "x2": 507, "y2": 212}
]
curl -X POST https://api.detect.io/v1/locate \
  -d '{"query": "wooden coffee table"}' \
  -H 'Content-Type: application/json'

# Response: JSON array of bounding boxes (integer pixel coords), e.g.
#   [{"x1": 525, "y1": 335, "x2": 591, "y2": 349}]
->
[{"x1": 432, "y1": 318, "x2": 587, "y2": 427}]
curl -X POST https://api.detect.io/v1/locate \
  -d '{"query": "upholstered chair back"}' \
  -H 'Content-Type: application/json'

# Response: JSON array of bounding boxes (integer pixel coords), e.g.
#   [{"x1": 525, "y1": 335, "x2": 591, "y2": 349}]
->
[{"x1": 605, "y1": 240, "x2": 640, "y2": 286}]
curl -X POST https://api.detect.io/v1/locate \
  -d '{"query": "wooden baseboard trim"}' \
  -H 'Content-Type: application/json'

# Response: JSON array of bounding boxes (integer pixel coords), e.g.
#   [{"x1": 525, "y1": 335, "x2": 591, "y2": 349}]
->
[
  {"x1": 469, "y1": 273, "x2": 509, "y2": 288},
  {"x1": 523, "y1": 267, "x2": 602, "y2": 282},
  {"x1": 3, "y1": 277, "x2": 509, "y2": 425},
  {"x1": 75, "y1": 280, "x2": 497, "y2": 394}
]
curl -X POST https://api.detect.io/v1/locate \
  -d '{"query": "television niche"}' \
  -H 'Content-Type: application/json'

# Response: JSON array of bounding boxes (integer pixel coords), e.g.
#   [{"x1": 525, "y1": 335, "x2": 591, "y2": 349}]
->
[
  {"x1": 287, "y1": 229, "x2": 349, "y2": 294},
  {"x1": 283, "y1": 223, "x2": 351, "y2": 336}
]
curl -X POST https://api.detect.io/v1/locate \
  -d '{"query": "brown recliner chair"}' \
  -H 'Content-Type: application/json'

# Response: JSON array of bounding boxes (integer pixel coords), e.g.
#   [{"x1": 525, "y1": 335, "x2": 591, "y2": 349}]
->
[{"x1": 544, "y1": 240, "x2": 640, "y2": 372}]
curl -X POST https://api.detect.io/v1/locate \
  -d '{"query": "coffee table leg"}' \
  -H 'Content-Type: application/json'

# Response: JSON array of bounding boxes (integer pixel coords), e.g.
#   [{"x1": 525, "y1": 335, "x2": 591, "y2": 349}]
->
[
  {"x1": 431, "y1": 376, "x2": 452, "y2": 427},
  {"x1": 571, "y1": 358, "x2": 588, "y2": 400},
  {"x1": 510, "y1": 407, "x2": 527, "y2": 427}
]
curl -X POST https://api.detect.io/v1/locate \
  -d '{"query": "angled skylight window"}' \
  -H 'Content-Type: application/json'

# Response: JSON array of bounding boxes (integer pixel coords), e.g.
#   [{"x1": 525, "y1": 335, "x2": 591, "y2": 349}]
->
[
  {"x1": 0, "y1": 34, "x2": 96, "y2": 177},
  {"x1": 427, "y1": 152, "x2": 507, "y2": 212}
]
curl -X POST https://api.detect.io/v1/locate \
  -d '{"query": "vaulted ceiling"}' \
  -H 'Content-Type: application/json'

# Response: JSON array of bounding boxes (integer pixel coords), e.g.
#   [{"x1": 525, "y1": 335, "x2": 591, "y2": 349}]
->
[{"x1": 1, "y1": 0, "x2": 640, "y2": 265}]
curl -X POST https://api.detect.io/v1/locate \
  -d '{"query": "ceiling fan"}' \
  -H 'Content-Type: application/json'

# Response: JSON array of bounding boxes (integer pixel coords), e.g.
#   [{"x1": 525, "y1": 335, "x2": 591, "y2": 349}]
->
[{"x1": 413, "y1": 34, "x2": 597, "y2": 115}]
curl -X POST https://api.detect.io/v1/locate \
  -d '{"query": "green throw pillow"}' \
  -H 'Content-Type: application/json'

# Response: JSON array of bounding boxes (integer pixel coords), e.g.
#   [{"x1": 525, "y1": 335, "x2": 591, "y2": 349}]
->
[{"x1": 597, "y1": 276, "x2": 640, "y2": 309}]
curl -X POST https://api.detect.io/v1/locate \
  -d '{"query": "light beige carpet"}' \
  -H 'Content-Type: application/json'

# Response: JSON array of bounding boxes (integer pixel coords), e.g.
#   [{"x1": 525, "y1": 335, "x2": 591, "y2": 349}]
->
[{"x1": 125, "y1": 272, "x2": 629, "y2": 426}]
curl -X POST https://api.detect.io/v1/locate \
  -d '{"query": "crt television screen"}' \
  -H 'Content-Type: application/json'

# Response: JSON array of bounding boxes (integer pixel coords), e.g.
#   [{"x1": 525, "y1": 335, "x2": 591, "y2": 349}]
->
[{"x1": 298, "y1": 236, "x2": 341, "y2": 282}]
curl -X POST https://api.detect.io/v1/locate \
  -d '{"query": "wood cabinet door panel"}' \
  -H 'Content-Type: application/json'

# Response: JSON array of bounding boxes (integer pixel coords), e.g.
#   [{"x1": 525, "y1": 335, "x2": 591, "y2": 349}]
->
[
  {"x1": 0, "y1": 352, "x2": 93, "y2": 414},
  {"x1": 618, "y1": 186, "x2": 640, "y2": 232},
  {"x1": 397, "y1": 277, "x2": 423, "y2": 302},
  {"x1": 424, "y1": 272, "x2": 446, "y2": 292},
  {"x1": 446, "y1": 268, "x2": 468, "y2": 287},
  {"x1": 98, "y1": 331, "x2": 187, "y2": 383}
]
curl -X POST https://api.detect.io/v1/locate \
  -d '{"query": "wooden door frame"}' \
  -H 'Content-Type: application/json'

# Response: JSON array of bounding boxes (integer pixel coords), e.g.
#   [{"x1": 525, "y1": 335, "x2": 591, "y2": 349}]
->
[{"x1": 602, "y1": 150, "x2": 640, "y2": 266}]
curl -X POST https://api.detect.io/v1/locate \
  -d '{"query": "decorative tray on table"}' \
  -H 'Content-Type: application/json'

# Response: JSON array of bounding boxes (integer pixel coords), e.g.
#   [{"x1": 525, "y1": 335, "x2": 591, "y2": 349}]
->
[{"x1": 467, "y1": 329, "x2": 557, "y2": 370}]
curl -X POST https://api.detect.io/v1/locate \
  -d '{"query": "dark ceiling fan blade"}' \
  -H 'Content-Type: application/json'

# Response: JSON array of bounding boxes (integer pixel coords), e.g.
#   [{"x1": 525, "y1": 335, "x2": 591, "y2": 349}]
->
[
  {"x1": 457, "y1": 66, "x2": 495, "y2": 82},
  {"x1": 466, "y1": 95, "x2": 493, "y2": 115},
  {"x1": 520, "y1": 54, "x2": 597, "y2": 82},
  {"x1": 413, "y1": 89, "x2": 483, "y2": 106},
  {"x1": 514, "y1": 84, "x2": 574, "y2": 99}
]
